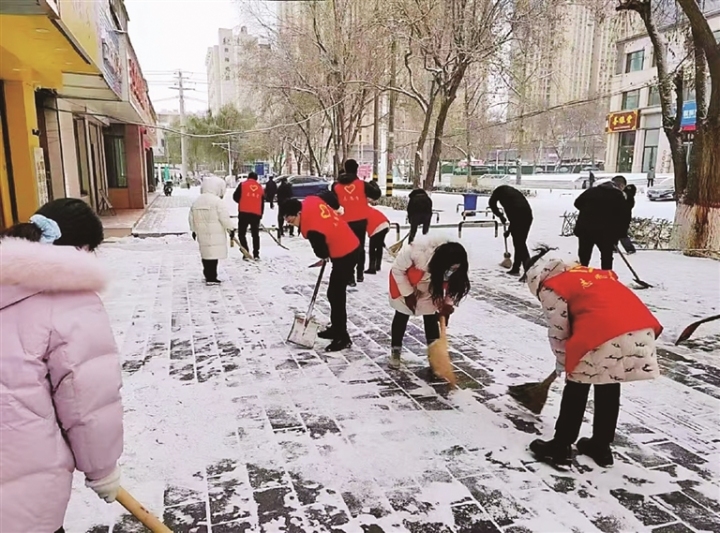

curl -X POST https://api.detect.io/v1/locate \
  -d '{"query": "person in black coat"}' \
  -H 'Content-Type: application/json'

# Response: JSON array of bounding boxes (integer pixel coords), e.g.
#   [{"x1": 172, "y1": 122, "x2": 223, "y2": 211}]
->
[
  {"x1": 276, "y1": 178, "x2": 294, "y2": 237},
  {"x1": 407, "y1": 189, "x2": 433, "y2": 243},
  {"x1": 574, "y1": 176, "x2": 632, "y2": 270},
  {"x1": 265, "y1": 176, "x2": 278, "y2": 209},
  {"x1": 619, "y1": 184, "x2": 637, "y2": 254},
  {"x1": 489, "y1": 185, "x2": 533, "y2": 275}
]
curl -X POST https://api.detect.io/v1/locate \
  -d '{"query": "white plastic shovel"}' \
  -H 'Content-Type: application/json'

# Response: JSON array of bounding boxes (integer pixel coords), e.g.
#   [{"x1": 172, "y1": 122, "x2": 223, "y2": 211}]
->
[{"x1": 287, "y1": 260, "x2": 327, "y2": 348}]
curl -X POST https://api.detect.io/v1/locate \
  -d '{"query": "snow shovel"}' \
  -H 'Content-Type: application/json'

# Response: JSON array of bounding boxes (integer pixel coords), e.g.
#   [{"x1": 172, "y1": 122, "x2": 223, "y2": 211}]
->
[
  {"x1": 388, "y1": 233, "x2": 409, "y2": 256},
  {"x1": 287, "y1": 260, "x2": 326, "y2": 348},
  {"x1": 260, "y1": 224, "x2": 290, "y2": 250},
  {"x1": 615, "y1": 246, "x2": 652, "y2": 289},
  {"x1": 309, "y1": 259, "x2": 324, "y2": 268},
  {"x1": 427, "y1": 317, "x2": 457, "y2": 388},
  {"x1": 231, "y1": 236, "x2": 254, "y2": 260},
  {"x1": 508, "y1": 371, "x2": 558, "y2": 415},
  {"x1": 676, "y1": 314, "x2": 720, "y2": 345},
  {"x1": 117, "y1": 487, "x2": 172, "y2": 533}
]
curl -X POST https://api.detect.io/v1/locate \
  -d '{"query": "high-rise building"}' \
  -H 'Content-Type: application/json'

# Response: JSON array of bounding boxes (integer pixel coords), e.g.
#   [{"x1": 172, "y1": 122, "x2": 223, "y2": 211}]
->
[{"x1": 206, "y1": 27, "x2": 262, "y2": 114}]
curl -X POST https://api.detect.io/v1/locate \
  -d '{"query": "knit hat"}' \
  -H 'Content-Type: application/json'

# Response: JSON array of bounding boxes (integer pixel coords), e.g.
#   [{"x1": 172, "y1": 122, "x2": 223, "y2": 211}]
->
[{"x1": 35, "y1": 198, "x2": 104, "y2": 251}]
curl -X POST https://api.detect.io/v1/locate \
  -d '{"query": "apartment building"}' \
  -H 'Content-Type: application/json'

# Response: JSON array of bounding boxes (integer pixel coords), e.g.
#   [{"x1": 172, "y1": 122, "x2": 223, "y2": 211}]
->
[
  {"x1": 206, "y1": 27, "x2": 261, "y2": 115},
  {"x1": 605, "y1": 12, "x2": 720, "y2": 174}
]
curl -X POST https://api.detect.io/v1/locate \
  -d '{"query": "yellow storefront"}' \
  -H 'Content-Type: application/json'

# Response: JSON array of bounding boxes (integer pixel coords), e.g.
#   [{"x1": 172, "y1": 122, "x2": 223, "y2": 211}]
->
[{"x1": 0, "y1": 4, "x2": 98, "y2": 228}]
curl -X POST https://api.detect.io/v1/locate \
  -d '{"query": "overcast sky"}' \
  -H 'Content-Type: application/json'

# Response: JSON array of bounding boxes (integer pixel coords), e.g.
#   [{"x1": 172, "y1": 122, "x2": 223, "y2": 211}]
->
[{"x1": 125, "y1": 0, "x2": 272, "y2": 114}]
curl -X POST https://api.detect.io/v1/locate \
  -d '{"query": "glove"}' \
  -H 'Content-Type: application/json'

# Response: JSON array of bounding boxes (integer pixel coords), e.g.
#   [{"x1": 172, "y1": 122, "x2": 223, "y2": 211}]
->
[
  {"x1": 625, "y1": 184, "x2": 637, "y2": 197},
  {"x1": 404, "y1": 293, "x2": 417, "y2": 313},
  {"x1": 229, "y1": 230, "x2": 236, "y2": 241},
  {"x1": 192, "y1": 232, "x2": 196, "y2": 241},
  {"x1": 555, "y1": 360, "x2": 565, "y2": 376},
  {"x1": 86, "y1": 466, "x2": 121, "y2": 503},
  {"x1": 499, "y1": 216, "x2": 507, "y2": 225},
  {"x1": 503, "y1": 229, "x2": 511, "y2": 239},
  {"x1": 438, "y1": 303, "x2": 454, "y2": 319},
  {"x1": 335, "y1": 206, "x2": 345, "y2": 216}
]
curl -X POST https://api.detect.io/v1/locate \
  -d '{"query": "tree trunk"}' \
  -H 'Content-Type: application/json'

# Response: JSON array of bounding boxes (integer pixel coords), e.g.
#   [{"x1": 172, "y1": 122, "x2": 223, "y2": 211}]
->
[
  {"x1": 413, "y1": 96, "x2": 436, "y2": 187},
  {"x1": 424, "y1": 97, "x2": 454, "y2": 190}
]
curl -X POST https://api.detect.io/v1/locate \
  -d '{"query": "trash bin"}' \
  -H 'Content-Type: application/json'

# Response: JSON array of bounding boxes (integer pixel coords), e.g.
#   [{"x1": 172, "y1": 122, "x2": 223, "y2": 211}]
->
[{"x1": 462, "y1": 193, "x2": 479, "y2": 216}]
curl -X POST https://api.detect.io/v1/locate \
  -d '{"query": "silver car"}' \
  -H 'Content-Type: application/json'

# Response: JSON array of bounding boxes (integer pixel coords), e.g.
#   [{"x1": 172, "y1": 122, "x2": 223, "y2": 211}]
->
[{"x1": 647, "y1": 177, "x2": 676, "y2": 201}]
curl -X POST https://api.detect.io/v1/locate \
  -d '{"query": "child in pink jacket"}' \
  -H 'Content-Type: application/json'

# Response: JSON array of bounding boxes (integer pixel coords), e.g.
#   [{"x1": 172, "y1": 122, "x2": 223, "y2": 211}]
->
[{"x1": 0, "y1": 198, "x2": 124, "y2": 533}]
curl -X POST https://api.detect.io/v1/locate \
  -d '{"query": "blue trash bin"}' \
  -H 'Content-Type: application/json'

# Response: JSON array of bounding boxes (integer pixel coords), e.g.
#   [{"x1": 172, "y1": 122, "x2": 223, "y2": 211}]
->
[{"x1": 462, "y1": 193, "x2": 479, "y2": 216}]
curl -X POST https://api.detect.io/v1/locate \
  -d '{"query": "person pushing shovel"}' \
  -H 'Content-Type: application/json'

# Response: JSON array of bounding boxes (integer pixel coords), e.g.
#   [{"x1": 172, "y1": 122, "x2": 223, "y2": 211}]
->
[
  {"x1": 282, "y1": 196, "x2": 359, "y2": 352},
  {"x1": 521, "y1": 246, "x2": 663, "y2": 469},
  {"x1": 489, "y1": 185, "x2": 533, "y2": 276}
]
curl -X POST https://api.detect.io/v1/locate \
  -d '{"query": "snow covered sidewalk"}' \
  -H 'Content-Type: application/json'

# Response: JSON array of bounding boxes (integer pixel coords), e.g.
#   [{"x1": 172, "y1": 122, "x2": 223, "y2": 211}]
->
[{"x1": 64, "y1": 192, "x2": 719, "y2": 533}]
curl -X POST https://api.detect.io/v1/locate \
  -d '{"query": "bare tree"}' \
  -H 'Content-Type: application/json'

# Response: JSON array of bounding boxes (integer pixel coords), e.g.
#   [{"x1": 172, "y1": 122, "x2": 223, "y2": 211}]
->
[{"x1": 617, "y1": 0, "x2": 720, "y2": 253}]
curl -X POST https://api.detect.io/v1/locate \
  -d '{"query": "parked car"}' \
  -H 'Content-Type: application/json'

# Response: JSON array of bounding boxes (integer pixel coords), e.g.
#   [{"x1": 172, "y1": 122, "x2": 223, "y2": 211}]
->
[
  {"x1": 647, "y1": 177, "x2": 676, "y2": 201},
  {"x1": 287, "y1": 175, "x2": 331, "y2": 198}
]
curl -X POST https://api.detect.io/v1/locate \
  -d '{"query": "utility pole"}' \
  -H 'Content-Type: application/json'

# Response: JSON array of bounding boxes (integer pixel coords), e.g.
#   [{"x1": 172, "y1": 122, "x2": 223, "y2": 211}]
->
[
  {"x1": 170, "y1": 70, "x2": 193, "y2": 180},
  {"x1": 372, "y1": 91, "x2": 379, "y2": 182},
  {"x1": 386, "y1": 38, "x2": 397, "y2": 197}
]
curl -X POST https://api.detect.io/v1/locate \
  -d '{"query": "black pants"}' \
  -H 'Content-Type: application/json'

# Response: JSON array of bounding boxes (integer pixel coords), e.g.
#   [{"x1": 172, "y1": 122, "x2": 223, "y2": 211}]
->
[
  {"x1": 408, "y1": 213, "x2": 432, "y2": 243},
  {"x1": 509, "y1": 217, "x2": 532, "y2": 272},
  {"x1": 328, "y1": 251, "x2": 357, "y2": 338},
  {"x1": 391, "y1": 311, "x2": 440, "y2": 348},
  {"x1": 202, "y1": 259, "x2": 219, "y2": 282},
  {"x1": 368, "y1": 229, "x2": 389, "y2": 271},
  {"x1": 555, "y1": 381, "x2": 620, "y2": 446},
  {"x1": 238, "y1": 213, "x2": 261, "y2": 257},
  {"x1": 277, "y1": 209, "x2": 294, "y2": 237},
  {"x1": 348, "y1": 220, "x2": 367, "y2": 278},
  {"x1": 578, "y1": 234, "x2": 617, "y2": 270}
]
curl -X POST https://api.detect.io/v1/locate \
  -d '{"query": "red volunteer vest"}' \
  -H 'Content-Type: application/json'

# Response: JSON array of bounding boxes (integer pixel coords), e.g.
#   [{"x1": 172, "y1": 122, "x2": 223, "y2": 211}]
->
[
  {"x1": 367, "y1": 207, "x2": 389, "y2": 237},
  {"x1": 239, "y1": 179, "x2": 263, "y2": 216},
  {"x1": 333, "y1": 178, "x2": 369, "y2": 222},
  {"x1": 543, "y1": 266, "x2": 663, "y2": 373},
  {"x1": 301, "y1": 196, "x2": 360, "y2": 259}
]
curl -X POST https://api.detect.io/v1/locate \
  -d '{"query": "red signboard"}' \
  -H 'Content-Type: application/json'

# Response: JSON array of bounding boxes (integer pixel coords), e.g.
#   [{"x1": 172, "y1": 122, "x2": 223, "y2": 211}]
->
[
  {"x1": 606, "y1": 110, "x2": 639, "y2": 133},
  {"x1": 128, "y1": 55, "x2": 151, "y2": 120}
]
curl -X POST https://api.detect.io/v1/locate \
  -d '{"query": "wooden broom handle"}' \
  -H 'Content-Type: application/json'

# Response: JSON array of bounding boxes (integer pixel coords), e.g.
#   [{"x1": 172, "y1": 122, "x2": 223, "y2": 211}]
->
[
  {"x1": 116, "y1": 487, "x2": 172, "y2": 533},
  {"x1": 439, "y1": 316, "x2": 447, "y2": 338}
]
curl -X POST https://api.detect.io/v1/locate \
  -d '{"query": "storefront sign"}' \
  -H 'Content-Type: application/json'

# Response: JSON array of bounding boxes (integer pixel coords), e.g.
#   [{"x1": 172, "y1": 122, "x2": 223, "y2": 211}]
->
[
  {"x1": 128, "y1": 54, "x2": 151, "y2": 121},
  {"x1": 57, "y1": 0, "x2": 100, "y2": 66},
  {"x1": 606, "y1": 110, "x2": 639, "y2": 132},
  {"x1": 98, "y1": 6, "x2": 122, "y2": 96},
  {"x1": 681, "y1": 101, "x2": 696, "y2": 131}
]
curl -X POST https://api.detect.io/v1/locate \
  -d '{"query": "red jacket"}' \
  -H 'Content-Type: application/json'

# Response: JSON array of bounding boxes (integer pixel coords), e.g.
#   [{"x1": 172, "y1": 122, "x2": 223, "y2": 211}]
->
[
  {"x1": 367, "y1": 207, "x2": 390, "y2": 237},
  {"x1": 301, "y1": 196, "x2": 359, "y2": 259},
  {"x1": 543, "y1": 266, "x2": 663, "y2": 373},
  {"x1": 238, "y1": 179, "x2": 264, "y2": 216},
  {"x1": 333, "y1": 178, "x2": 369, "y2": 222}
]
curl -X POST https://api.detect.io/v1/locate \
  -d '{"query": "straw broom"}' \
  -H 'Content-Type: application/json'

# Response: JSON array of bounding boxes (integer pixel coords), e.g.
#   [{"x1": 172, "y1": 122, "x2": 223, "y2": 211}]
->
[
  {"x1": 508, "y1": 371, "x2": 558, "y2": 414},
  {"x1": 388, "y1": 233, "x2": 409, "y2": 256},
  {"x1": 428, "y1": 317, "x2": 457, "y2": 388}
]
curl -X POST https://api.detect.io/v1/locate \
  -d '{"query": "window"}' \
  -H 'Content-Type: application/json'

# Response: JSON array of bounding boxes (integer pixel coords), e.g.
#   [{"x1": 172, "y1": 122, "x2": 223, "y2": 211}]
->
[
  {"x1": 105, "y1": 134, "x2": 127, "y2": 188},
  {"x1": 625, "y1": 50, "x2": 644, "y2": 73},
  {"x1": 73, "y1": 118, "x2": 90, "y2": 196},
  {"x1": 224, "y1": 47, "x2": 229, "y2": 52},
  {"x1": 224, "y1": 57, "x2": 230, "y2": 63},
  {"x1": 642, "y1": 129, "x2": 659, "y2": 172},
  {"x1": 617, "y1": 131, "x2": 636, "y2": 172},
  {"x1": 648, "y1": 85, "x2": 661, "y2": 107},
  {"x1": 622, "y1": 89, "x2": 640, "y2": 110}
]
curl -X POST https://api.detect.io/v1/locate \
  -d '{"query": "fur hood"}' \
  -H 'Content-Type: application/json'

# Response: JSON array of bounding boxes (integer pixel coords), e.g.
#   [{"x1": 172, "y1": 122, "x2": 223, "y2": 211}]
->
[
  {"x1": 406, "y1": 233, "x2": 453, "y2": 270},
  {"x1": 200, "y1": 176, "x2": 227, "y2": 198},
  {"x1": 526, "y1": 257, "x2": 570, "y2": 297},
  {"x1": 0, "y1": 238, "x2": 107, "y2": 308}
]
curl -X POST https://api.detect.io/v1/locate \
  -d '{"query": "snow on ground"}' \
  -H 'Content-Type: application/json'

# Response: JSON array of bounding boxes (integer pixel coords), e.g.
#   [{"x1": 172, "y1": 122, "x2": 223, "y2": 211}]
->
[{"x1": 64, "y1": 185, "x2": 720, "y2": 532}]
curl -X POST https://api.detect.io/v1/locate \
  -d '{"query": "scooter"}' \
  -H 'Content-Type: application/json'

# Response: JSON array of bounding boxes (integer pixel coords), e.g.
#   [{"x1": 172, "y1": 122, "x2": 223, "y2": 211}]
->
[{"x1": 163, "y1": 181, "x2": 173, "y2": 197}]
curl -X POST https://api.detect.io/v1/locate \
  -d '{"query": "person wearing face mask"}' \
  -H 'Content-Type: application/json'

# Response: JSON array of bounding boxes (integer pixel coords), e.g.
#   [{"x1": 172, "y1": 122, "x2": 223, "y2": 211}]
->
[{"x1": 388, "y1": 235, "x2": 471, "y2": 370}]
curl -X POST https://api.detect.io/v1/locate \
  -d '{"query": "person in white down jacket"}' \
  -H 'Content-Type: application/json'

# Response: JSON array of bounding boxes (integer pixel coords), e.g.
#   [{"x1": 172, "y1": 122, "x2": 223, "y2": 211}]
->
[
  {"x1": 524, "y1": 246, "x2": 663, "y2": 469},
  {"x1": 189, "y1": 176, "x2": 235, "y2": 285},
  {"x1": 388, "y1": 235, "x2": 471, "y2": 371}
]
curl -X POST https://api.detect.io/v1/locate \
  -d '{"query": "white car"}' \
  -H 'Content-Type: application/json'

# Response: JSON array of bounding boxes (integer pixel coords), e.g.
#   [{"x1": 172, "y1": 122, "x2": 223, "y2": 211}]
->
[{"x1": 647, "y1": 177, "x2": 676, "y2": 201}]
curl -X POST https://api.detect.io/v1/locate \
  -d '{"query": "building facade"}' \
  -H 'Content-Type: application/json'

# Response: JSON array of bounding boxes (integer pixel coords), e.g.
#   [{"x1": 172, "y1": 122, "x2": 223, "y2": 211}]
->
[
  {"x1": 604, "y1": 13, "x2": 720, "y2": 174},
  {"x1": 206, "y1": 27, "x2": 262, "y2": 115},
  {"x1": 0, "y1": 0, "x2": 156, "y2": 229}
]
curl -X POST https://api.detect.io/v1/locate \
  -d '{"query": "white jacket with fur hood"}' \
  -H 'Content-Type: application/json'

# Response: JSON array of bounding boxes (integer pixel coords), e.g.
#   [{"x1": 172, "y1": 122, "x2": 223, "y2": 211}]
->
[{"x1": 189, "y1": 176, "x2": 235, "y2": 260}]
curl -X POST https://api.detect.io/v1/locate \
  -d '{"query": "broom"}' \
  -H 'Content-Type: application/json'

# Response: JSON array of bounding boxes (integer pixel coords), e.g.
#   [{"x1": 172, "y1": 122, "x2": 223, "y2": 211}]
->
[
  {"x1": 499, "y1": 222, "x2": 513, "y2": 269},
  {"x1": 388, "y1": 233, "x2": 409, "y2": 256},
  {"x1": 117, "y1": 487, "x2": 172, "y2": 532},
  {"x1": 428, "y1": 316, "x2": 457, "y2": 388},
  {"x1": 508, "y1": 371, "x2": 558, "y2": 414}
]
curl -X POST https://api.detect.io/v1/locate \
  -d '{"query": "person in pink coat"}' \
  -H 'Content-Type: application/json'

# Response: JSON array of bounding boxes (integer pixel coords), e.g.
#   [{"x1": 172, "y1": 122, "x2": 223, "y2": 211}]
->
[{"x1": 0, "y1": 198, "x2": 124, "y2": 533}]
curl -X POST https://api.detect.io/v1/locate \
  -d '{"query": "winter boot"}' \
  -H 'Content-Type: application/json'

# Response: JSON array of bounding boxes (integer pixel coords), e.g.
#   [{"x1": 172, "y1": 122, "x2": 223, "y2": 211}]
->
[
  {"x1": 326, "y1": 335, "x2": 352, "y2": 352},
  {"x1": 529, "y1": 439, "x2": 572, "y2": 468},
  {"x1": 318, "y1": 327, "x2": 335, "y2": 340},
  {"x1": 388, "y1": 347, "x2": 402, "y2": 369},
  {"x1": 357, "y1": 272, "x2": 364, "y2": 283},
  {"x1": 576, "y1": 438, "x2": 614, "y2": 468},
  {"x1": 364, "y1": 267, "x2": 377, "y2": 275}
]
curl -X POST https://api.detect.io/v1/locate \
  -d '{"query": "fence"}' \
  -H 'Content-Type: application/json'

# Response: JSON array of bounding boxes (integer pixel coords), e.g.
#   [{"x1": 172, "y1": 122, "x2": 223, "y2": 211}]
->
[{"x1": 560, "y1": 211, "x2": 676, "y2": 250}]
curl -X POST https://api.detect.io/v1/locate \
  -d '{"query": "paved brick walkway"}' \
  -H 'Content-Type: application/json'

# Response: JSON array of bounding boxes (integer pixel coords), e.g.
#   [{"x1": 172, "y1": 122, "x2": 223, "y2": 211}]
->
[{"x1": 67, "y1": 234, "x2": 720, "y2": 533}]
